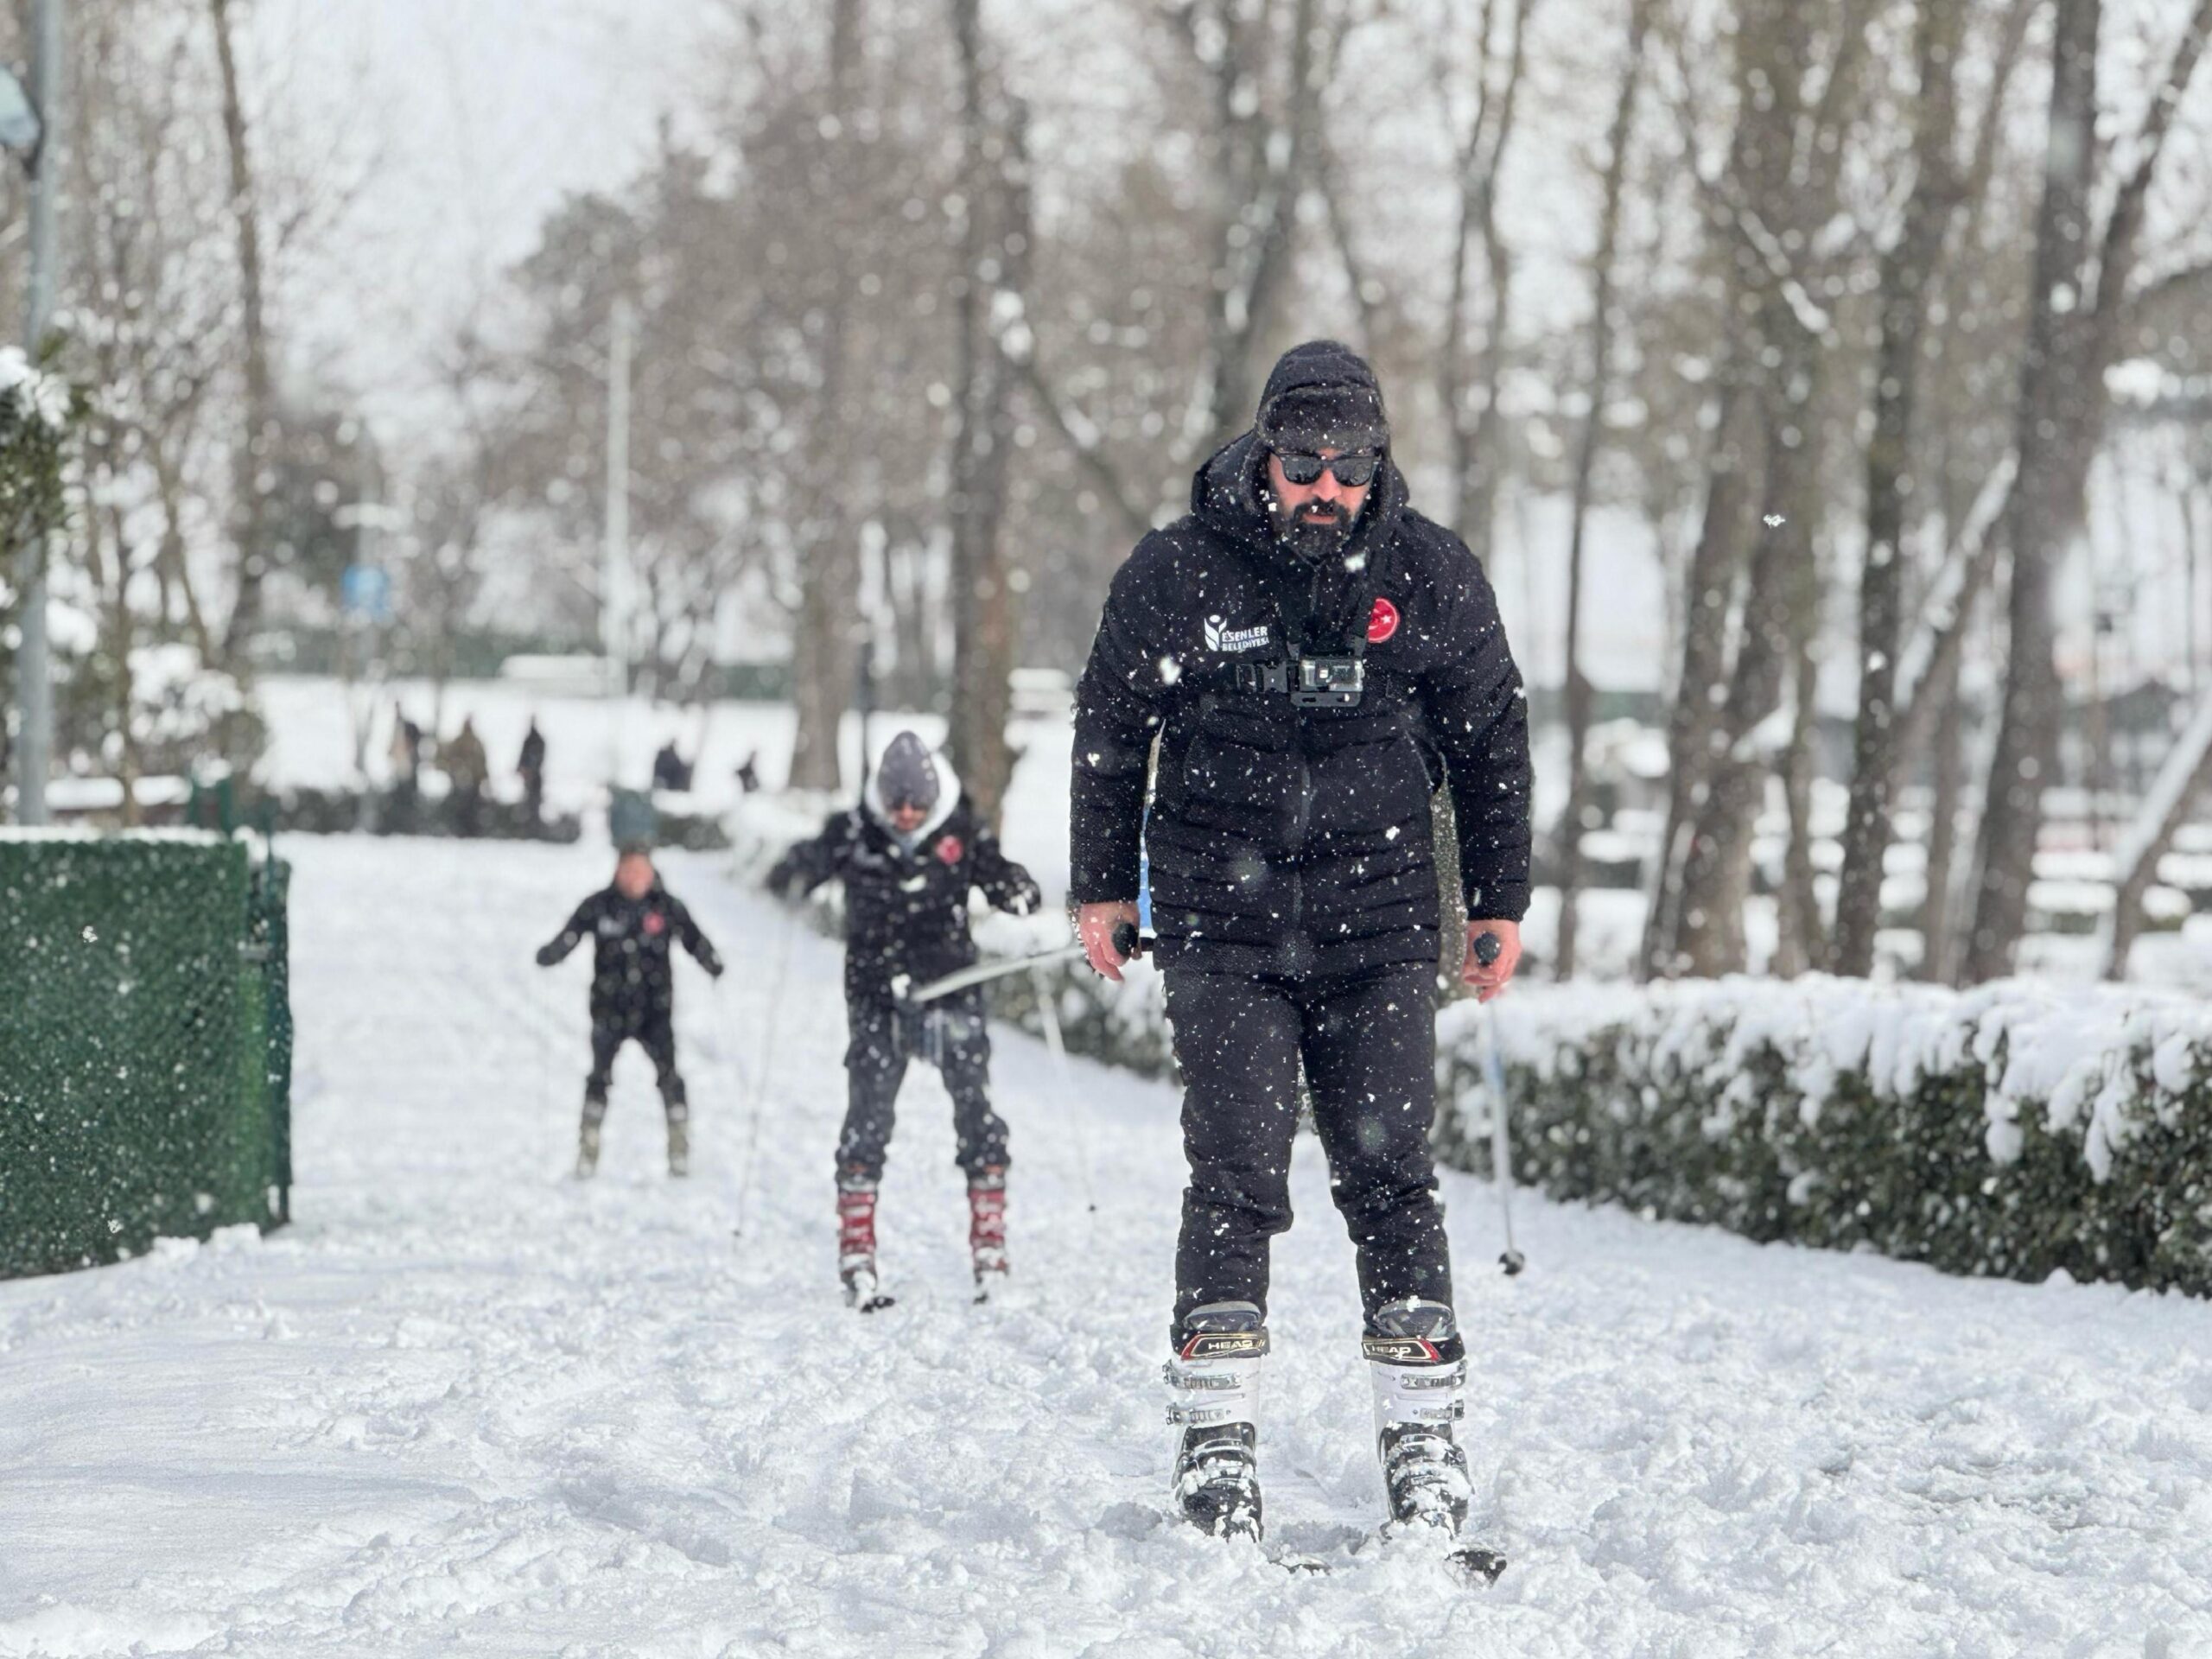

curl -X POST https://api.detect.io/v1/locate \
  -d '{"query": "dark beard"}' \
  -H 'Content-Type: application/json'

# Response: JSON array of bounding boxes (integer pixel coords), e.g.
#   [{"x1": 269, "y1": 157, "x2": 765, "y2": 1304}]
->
[{"x1": 1267, "y1": 495, "x2": 1356, "y2": 563}]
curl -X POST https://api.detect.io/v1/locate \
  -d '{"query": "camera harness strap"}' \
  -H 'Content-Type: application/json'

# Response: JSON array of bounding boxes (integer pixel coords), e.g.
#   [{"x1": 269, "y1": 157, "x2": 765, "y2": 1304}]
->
[{"x1": 1224, "y1": 542, "x2": 1382, "y2": 703}]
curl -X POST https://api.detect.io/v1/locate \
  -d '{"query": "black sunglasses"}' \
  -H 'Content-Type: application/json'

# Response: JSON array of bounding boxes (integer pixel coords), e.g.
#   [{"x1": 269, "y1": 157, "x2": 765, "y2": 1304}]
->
[{"x1": 1274, "y1": 450, "x2": 1380, "y2": 488}]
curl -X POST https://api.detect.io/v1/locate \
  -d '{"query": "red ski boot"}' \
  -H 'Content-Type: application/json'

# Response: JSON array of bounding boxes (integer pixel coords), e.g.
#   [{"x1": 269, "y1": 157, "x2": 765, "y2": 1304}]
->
[
  {"x1": 969, "y1": 1167, "x2": 1008, "y2": 1301},
  {"x1": 837, "y1": 1173, "x2": 893, "y2": 1313}
]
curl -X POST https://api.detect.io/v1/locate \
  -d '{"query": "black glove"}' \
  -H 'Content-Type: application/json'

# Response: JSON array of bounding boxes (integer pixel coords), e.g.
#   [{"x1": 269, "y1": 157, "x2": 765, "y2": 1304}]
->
[
  {"x1": 764, "y1": 861, "x2": 794, "y2": 900},
  {"x1": 1007, "y1": 876, "x2": 1043, "y2": 918},
  {"x1": 534, "y1": 942, "x2": 560, "y2": 967}
]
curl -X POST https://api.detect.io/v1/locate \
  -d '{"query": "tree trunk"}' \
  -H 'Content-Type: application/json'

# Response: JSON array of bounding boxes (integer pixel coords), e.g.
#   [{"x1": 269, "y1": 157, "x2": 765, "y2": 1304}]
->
[
  {"x1": 1916, "y1": 640, "x2": 1968, "y2": 982},
  {"x1": 1640, "y1": 380, "x2": 1759, "y2": 976},
  {"x1": 1963, "y1": 0, "x2": 2212, "y2": 980},
  {"x1": 945, "y1": 0, "x2": 1024, "y2": 828},
  {"x1": 1440, "y1": 0, "x2": 1535, "y2": 557},
  {"x1": 1673, "y1": 333, "x2": 1826, "y2": 977},
  {"x1": 1962, "y1": 0, "x2": 2101, "y2": 982},
  {"x1": 1775, "y1": 645, "x2": 1825, "y2": 978},
  {"x1": 1832, "y1": 0, "x2": 1965, "y2": 977},
  {"x1": 787, "y1": 0, "x2": 866, "y2": 792},
  {"x1": 152, "y1": 442, "x2": 216, "y2": 665},
  {"x1": 105, "y1": 502, "x2": 142, "y2": 828},
  {"x1": 2101, "y1": 696, "x2": 2212, "y2": 980},
  {"x1": 1192, "y1": 0, "x2": 1319, "y2": 454},
  {"x1": 210, "y1": 0, "x2": 275, "y2": 664},
  {"x1": 1555, "y1": 0, "x2": 1650, "y2": 981}
]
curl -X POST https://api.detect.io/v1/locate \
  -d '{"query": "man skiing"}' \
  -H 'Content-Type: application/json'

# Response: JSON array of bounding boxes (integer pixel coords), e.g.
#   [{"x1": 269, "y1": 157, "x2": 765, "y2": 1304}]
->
[
  {"x1": 1070, "y1": 340, "x2": 1532, "y2": 1555},
  {"x1": 766, "y1": 731, "x2": 1043, "y2": 1309},
  {"x1": 537, "y1": 846, "x2": 725, "y2": 1178}
]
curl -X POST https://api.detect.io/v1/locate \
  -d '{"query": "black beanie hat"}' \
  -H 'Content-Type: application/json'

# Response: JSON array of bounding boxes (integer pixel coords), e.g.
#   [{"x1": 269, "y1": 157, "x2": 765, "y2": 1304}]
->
[
  {"x1": 875, "y1": 731, "x2": 941, "y2": 813},
  {"x1": 1255, "y1": 339, "x2": 1389, "y2": 454}
]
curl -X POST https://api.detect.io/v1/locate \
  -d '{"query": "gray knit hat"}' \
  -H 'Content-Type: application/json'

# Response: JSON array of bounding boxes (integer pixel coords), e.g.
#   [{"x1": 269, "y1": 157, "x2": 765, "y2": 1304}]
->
[{"x1": 875, "y1": 731, "x2": 941, "y2": 813}]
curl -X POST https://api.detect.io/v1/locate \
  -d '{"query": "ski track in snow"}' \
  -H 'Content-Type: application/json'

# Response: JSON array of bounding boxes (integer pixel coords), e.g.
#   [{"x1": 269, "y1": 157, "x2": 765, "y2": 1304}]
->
[{"x1": 5, "y1": 836, "x2": 2212, "y2": 1656}]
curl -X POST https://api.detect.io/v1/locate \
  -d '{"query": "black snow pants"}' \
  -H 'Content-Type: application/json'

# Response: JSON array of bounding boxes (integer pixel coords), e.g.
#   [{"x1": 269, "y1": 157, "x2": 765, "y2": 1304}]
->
[
  {"x1": 584, "y1": 1007, "x2": 689, "y2": 1128},
  {"x1": 1163, "y1": 963, "x2": 1451, "y2": 1338},
  {"x1": 837, "y1": 988, "x2": 1007, "y2": 1184}
]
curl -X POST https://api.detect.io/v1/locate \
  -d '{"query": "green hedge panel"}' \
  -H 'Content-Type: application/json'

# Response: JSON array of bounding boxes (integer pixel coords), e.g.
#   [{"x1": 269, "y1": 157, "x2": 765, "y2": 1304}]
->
[{"x1": 1, "y1": 834, "x2": 291, "y2": 1278}]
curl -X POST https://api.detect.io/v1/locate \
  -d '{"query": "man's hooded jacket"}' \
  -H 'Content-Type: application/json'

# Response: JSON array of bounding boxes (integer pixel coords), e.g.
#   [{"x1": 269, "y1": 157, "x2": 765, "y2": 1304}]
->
[
  {"x1": 1070, "y1": 340, "x2": 1533, "y2": 979},
  {"x1": 768, "y1": 748, "x2": 1044, "y2": 1001}
]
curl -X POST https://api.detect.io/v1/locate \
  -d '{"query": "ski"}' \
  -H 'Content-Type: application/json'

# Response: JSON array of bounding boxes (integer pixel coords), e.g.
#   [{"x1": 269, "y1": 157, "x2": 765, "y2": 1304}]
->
[{"x1": 1262, "y1": 1533, "x2": 1507, "y2": 1584}]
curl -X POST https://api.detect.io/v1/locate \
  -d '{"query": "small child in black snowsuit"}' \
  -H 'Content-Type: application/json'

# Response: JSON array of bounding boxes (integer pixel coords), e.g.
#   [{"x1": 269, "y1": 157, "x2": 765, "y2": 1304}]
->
[
  {"x1": 766, "y1": 731, "x2": 1041, "y2": 1306},
  {"x1": 537, "y1": 848, "x2": 724, "y2": 1178}
]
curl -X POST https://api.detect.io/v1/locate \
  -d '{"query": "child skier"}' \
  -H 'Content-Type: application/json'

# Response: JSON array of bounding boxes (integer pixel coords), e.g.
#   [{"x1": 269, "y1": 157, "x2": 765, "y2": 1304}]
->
[
  {"x1": 537, "y1": 846, "x2": 725, "y2": 1178},
  {"x1": 766, "y1": 731, "x2": 1042, "y2": 1309}
]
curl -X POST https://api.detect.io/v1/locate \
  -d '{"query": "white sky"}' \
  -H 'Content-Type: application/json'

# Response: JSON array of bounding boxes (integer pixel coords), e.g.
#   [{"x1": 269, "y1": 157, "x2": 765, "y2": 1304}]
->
[{"x1": 251, "y1": 0, "x2": 719, "y2": 449}]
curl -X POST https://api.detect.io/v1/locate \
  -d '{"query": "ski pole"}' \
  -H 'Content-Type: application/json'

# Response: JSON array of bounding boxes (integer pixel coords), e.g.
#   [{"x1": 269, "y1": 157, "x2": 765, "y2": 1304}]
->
[
  {"x1": 732, "y1": 904, "x2": 799, "y2": 1239},
  {"x1": 897, "y1": 943, "x2": 1088, "y2": 1006},
  {"x1": 1471, "y1": 931, "x2": 1525, "y2": 1276},
  {"x1": 1029, "y1": 963, "x2": 1099, "y2": 1217}
]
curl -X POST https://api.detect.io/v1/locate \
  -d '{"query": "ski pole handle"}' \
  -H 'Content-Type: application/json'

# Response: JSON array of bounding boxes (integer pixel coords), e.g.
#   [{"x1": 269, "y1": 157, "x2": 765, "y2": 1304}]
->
[{"x1": 1111, "y1": 920, "x2": 1146, "y2": 961}]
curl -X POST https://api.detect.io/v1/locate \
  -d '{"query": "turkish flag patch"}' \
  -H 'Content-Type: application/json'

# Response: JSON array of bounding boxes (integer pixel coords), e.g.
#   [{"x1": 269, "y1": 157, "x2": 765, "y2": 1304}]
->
[
  {"x1": 1368, "y1": 596, "x2": 1401, "y2": 644},
  {"x1": 643, "y1": 911, "x2": 667, "y2": 937},
  {"x1": 935, "y1": 835, "x2": 964, "y2": 865}
]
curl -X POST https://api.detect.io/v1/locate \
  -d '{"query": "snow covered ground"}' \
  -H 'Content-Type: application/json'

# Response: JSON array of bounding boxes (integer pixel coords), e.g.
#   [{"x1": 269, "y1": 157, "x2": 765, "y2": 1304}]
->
[{"x1": 7, "y1": 835, "x2": 2212, "y2": 1656}]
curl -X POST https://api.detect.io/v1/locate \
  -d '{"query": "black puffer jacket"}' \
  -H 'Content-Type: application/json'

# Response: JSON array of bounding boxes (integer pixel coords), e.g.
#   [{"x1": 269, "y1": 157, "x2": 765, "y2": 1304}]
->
[
  {"x1": 1071, "y1": 413, "x2": 1532, "y2": 980},
  {"x1": 537, "y1": 883, "x2": 723, "y2": 1019},
  {"x1": 768, "y1": 760, "x2": 1043, "y2": 1001}
]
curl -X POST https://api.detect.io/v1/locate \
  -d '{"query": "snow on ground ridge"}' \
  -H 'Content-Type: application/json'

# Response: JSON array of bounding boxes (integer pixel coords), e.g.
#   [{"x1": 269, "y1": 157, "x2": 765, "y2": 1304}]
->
[{"x1": 3, "y1": 836, "x2": 2211, "y2": 1655}]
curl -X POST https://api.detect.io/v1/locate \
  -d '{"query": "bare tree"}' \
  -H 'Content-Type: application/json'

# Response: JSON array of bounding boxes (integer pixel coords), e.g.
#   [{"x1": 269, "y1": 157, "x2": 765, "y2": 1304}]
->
[
  {"x1": 1963, "y1": 0, "x2": 2212, "y2": 983},
  {"x1": 1645, "y1": 0, "x2": 1867, "y2": 977},
  {"x1": 1435, "y1": 0, "x2": 1539, "y2": 555},
  {"x1": 2101, "y1": 696, "x2": 2212, "y2": 980},
  {"x1": 787, "y1": 0, "x2": 868, "y2": 791},
  {"x1": 1554, "y1": 0, "x2": 1651, "y2": 980},
  {"x1": 944, "y1": 0, "x2": 1027, "y2": 826},
  {"x1": 1830, "y1": 0, "x2": 1967, "y2": 977}
]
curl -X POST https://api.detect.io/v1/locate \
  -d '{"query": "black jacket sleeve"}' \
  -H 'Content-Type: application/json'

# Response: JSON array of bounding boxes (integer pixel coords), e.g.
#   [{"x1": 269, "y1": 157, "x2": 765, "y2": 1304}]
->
[
  {"x1": 1418, "y1": 548, "x2": 1535, "y2": 923},
  {"x1": 1070, "y1": 538, "x2": 1173, "y2": 905},
  {"x1": 537, "y1": 893, "x2": 601, "y2": 966},
  {"x1": 969, "y1": 825, "x2": 1042, "y2": 916},
  {"x1": 666, "y1": 895, "x2": 724, "y2": 976},
  {"x1": 766, "y1": 812, "x2": 853, "y2": 899}
]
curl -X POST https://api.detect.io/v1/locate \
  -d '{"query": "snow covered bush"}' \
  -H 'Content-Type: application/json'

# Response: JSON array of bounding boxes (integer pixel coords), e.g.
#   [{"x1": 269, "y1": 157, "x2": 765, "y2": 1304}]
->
[
  {"x1": 1436, "y1": 978, "x2": 2212, "y2": 1295},
  {"x1": 734, "y1": 784, "x2": 2212, "y2": 1294},
  {"x1": 0, "y1": 345, "x2": 78, "y2": 534},
  {"x1": 0, "y1": 345, "x2": 83, "y2": 689}
]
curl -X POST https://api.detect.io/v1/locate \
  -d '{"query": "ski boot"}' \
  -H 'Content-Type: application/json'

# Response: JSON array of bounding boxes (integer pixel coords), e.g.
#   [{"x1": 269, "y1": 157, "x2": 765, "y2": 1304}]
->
[
  {"x1": 837, "y1": 1171, "x2": 893, "y2": 1312},
  {"x1": 968, "y1": 1167, "x2": 1007, "y2": 1300},
  {"x1": 1166, "y1": 1301, "x2": 1268, "y2": 1541},
  {"x1": 1366, "y1": 1297, "x2": 1503, "y2": 1580},
  {"x1": 666, "y1": 1110, "x2": 690, "y2": 1179},
  {"x1": 575, "y1": 1109, "x2": 604, "y2": 1180}
]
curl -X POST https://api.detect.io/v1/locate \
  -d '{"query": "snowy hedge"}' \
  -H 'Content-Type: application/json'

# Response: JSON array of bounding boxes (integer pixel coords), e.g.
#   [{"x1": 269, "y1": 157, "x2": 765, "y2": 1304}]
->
[
  {"x1": 730, "y1": 799, "x2": 2212, "y2": 1294},
  {"x1": 1436, "y1": 979, "x2": 2212, "y2": 1296}
]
